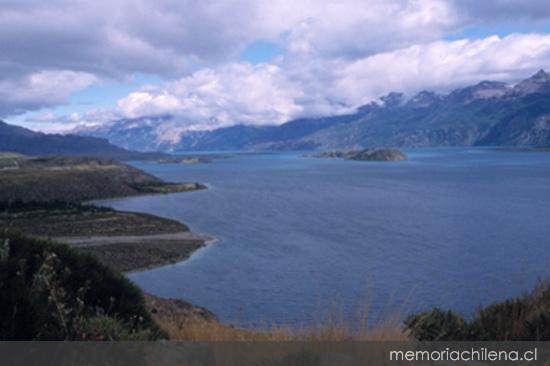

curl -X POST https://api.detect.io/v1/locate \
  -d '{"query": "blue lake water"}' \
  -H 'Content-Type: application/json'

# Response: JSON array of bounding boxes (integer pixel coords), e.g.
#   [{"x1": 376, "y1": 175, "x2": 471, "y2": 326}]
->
[{"x1": 101, "y1": 148, "x2": 550, "y2": 327}]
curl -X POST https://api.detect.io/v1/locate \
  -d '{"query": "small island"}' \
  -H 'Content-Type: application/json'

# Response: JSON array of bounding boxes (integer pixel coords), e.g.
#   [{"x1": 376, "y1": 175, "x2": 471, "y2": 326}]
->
[
  {"x1": 157, "y1": 153, "x2": 234, "y2": 165},
  {"x1": 157, "y1": 156, "x2": 213, "y2": 164},
  {"x1": 311, "y1": 148, "x2": 408, "y2": 162}
]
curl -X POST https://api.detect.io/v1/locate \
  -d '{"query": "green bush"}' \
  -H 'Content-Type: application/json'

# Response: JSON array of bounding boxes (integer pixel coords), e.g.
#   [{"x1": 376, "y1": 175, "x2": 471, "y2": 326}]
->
[
  {"x1": 0, "y1": 231, "x2": 166, "y2": 340},
  {"x1": 471, "y1": 282, "x2": 550, "y2": 340},
  {"x1": 404, "y1": 308, "x2": 468, "y2": 341},
  {"x1": 405, "y1": 282, "x2": 550, "y2": 341}
]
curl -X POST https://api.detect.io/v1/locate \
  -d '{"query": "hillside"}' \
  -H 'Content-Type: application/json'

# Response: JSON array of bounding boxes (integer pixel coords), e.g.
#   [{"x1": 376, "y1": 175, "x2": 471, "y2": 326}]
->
[
  {"x1": 0, "y1": 120, "x2": 165, "y2": 160},
  {"x1": 78, "y1": 70, "x2": 550, "y2": 151},
  {"x1": 0, "y1": 154, "x2": 205, "y2": 202}
]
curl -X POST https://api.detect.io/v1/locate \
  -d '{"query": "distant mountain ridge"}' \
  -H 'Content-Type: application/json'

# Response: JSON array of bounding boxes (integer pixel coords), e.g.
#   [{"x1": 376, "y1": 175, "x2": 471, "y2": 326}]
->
[
  {"x1": 0, "y1": 120, "x2": 165, "y2": 160},
  {"x1": 78, "y1": 70, "x2": 550, "y2": 151}
]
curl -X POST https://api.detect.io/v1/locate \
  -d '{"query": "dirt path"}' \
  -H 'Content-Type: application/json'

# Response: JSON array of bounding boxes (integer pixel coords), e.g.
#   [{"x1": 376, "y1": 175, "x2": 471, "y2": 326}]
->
[{"x1": 53, "y1": 231, "x2": 217, "y2": 247}]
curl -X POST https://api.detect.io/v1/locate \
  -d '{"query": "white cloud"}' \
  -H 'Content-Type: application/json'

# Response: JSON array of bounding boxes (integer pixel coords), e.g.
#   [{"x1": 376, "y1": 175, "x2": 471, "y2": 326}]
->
[
  {"x1": 115, "y1": 63, "x2": 308, "y2": 130},
  {"x1": 5, "y1": 0, "x2": 550, "y2": 126},
  {"x1": 0, "y1": 0, "x2": 460, "y2": 80},
  {"x1": 90, "y1": 33, "x2": 550, "y2": 131},
  {"x1": 281, "y1": 0, "x2": 458, "y2": 59},
  {"x1": 0, "y1": 71, "x2": 96, "y2": 116},
  {"x1": 2, "y1": 0, "x2": 463, "y2": 119},
  {"x1": 117, "y1": 92, "x2": 182, "y2": 118},
  {"x1": 332, "y1": 33, "x2": 550, "y2": 105}
]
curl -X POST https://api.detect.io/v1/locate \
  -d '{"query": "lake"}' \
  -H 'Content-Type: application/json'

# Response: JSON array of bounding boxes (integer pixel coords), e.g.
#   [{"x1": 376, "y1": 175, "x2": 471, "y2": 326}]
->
[{"x1": 101, "y1": 148, "x2": 550, "y2": 327}]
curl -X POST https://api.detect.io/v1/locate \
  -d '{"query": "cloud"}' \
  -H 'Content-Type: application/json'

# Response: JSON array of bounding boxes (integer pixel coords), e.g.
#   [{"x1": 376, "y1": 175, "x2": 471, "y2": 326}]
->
[
  {"x1": 4, "y1": 0, "x2": 550, "y2": 124},
  {"x1": 281, "y1": 0, "x2": 459, "y2": 59},
  {"x1": 23, "y1": 107, "x2": 123, "y2": 133},
  {"x1": 117, "y1": 92, "x2": 182, "y2": 119},
  {"x1": 0, "y1": 0, "x2": 459, "y2": 82},
  {"x1": 0, "y1": 71, "x2": 96, "y2": 116},
  {"x1": 116, "y1": 63, "x2": 308, "y2": 130},
  {"x1": 332, "y1": 33, "x2": 550, "y2": 105},
  {"x1": 79, "y1": 33, "x2": 550, "y2": 131},
  {"x1": 1, "y1": 0, "x2": 454, "y2": 118}
]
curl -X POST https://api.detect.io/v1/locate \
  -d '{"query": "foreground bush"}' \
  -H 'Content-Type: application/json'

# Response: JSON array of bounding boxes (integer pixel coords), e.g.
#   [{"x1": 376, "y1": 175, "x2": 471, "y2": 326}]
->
[
  {"x1": 0, "y1": 231, "x2": 166, "y2": 340},
  {"x1": 405, "y1": 281, "x2": 550, "y2": 341}
]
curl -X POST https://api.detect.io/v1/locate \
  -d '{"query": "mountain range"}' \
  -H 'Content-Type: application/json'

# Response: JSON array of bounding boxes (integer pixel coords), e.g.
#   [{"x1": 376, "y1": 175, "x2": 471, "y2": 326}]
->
[
  {"x1": 0, "y1": 120, "x2": 164, "y2": 160},
  {"x1": 2, "y1": 70, "x2": 550, "y2": 156},
  {"x1": 75, "y1": 70, "x2": 550, "y2": 152}
]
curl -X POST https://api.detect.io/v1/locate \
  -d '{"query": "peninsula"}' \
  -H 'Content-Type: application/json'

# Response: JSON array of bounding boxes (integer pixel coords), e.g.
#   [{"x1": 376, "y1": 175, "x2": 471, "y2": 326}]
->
[{"x1": 0, "y1": 153, "x2": 209, "y2": 271}]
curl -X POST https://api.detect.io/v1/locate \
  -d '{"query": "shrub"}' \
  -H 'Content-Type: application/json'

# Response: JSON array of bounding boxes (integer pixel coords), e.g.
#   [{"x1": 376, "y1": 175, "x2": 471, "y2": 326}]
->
[
  {"x1": 0, "y1": 231, "x2": 166, "y2": 340},
  {"x1": 470, "y1": 299, "x2": 529, "y2": 340},
  {"x1": 404, "y1": 308, "x2": 468, "y2": 341},
  {"x1": 406, "y1": 281, "x2": 550, "y2": 341},
  {"x1": 471, "y1": 282, "x2": 550, "y2": 340}
]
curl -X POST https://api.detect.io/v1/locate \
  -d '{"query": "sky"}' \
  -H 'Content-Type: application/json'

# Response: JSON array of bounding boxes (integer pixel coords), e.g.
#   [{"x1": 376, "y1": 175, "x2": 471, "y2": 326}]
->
[{"x1": 3, "y1": 0, "x2": 550, "y2": 133}]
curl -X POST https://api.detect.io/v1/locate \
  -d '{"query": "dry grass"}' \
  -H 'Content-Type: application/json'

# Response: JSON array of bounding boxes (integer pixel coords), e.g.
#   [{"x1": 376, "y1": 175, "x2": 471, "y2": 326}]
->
[
  {"x1": 153, "y1": 304, "x2": 409, "y2": 341},
  {"x1": 146, "y1": 278, "x2": 413, "y2": 341}
]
